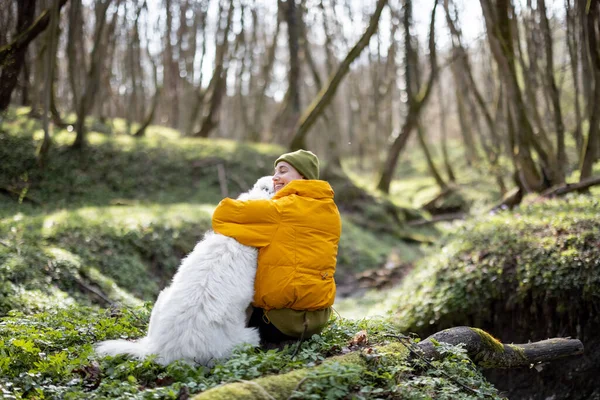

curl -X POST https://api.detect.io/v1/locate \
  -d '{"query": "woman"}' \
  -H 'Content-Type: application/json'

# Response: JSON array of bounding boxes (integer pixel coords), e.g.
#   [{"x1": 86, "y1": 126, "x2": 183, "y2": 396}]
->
[{"x1": 211, "y1": 149, "x2": 342, "y2": 344}]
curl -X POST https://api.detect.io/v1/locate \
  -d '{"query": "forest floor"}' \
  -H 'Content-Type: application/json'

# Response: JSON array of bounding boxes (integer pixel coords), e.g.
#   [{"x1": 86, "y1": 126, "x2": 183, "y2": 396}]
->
[{"x1": 1, "y1": 108, "x2": 599, "y2": 399}]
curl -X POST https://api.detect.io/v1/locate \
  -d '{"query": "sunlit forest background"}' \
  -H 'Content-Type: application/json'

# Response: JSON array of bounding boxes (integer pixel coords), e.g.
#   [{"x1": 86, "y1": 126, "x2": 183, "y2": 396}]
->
[
  {"x1": 1, "y1": 0, "x2": 599, "y2": 399},
  {"x1": 2, "y1": 0, "x2": 598, "y2": 189}
]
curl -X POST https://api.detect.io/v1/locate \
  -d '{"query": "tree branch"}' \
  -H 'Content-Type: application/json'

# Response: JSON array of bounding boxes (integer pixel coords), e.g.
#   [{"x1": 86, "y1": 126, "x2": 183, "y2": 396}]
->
[
  {"x1": 416, "y1": 326, "x2": 584, "y2": 368},
  {"x1": 288, "y1": 0, "x2": 388, "y2": 150},
  {"x1": 540, "y1": 175, "x2": 600, "y2": 198}
]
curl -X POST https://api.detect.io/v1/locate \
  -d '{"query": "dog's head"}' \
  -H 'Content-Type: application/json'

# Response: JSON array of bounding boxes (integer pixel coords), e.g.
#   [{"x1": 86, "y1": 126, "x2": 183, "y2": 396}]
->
[{"x1": 237, "y1": 176, "x2": 275, "y2": 200}]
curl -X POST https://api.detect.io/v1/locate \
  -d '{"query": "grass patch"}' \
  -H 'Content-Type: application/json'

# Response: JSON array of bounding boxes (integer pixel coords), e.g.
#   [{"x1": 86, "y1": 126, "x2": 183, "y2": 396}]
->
[
  {"x1": 0, "y1": 204, "x2": 215, "y2": 313},
  {"x1": 0, "y1": 307, "x2": 500, "y2": 399},
  {"x1": 1, "y1": 112, "x2": 281, "y2": 216}
]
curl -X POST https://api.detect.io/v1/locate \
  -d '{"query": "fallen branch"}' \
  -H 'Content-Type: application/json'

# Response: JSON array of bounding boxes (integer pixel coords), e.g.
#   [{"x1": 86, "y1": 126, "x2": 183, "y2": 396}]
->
[
  {"x1": 415, "y1": 326, "x2": 584, "y2": 369},
  {"x1": 74, "y1": 277, "x2": 116, "y2": 308},
  {"x1": 407, "y1": 212, "x2": 466, "y2": 226},
  {"x1": 540, "y1": 175, "x2": 600, "y2": 198},
  {"x1": 0, "y1": 186, "x2": 41, "y2": 205}
]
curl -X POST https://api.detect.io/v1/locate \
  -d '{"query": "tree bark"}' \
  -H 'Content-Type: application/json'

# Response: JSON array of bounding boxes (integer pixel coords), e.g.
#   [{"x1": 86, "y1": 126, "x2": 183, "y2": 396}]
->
[
  {"x1": 479, "y1": 0, "x2": 550, "y2": 192},
  {"x1": 270, "y1": 0, "x2": 302, "y2": 143},
  {"x1": 67, "y1": 0, "x2": 83, "y2": 112},
  {"x1": 71, "y1": 0, "x2": 114, "y2": 150},
  {"x1": 416, "y1": 326, "x2": 584, "y2": 369},
  {"x1": 579, "y1": 0, "x2": 600, "y2": 179},
  {"x1": 288, "y1": 0, "x2": 389, "y2": 151},
  {"x1": 377, "y1": 0, "x2": 438, "y2": 193},
  {"x1": 539, "y1": 0, "x2": 567, "y2": 183},
  {"x1": 194, "y1": 0, "x2": 234, "y2": 138},
  {"x1": 0, "y1": 0, "x2": 69, "y2": 112},
  {"x1": 416, "y1": 121, "x2": 448, "y2": 190},
  {"x1": 39, "y1": 0, "x2": 61, "y2": 167},
  {"x1": 565, "y1": 0, "x2": 584, "y2": 154},
  {"x1": 444, "y1": 0, "x2": 502, "y2": 166},
  {"x1": 451, "y1": 61, "x2": 478, "y2": 166},
  {"x1": 437, "y1": 80, "x2": 456, "y2": 182},
  {"x1": 184, "y1": 4, "x2": 209, "y2": 136},
  {"x1": 540, "y1": 175, "x2": 600, "y2": 197},
  {"x1": 248, "y1": 7, "x2": 281, "y2": 142},
  {"x1": 133, "y1": 43, "x2": 161, "y2": 137}
]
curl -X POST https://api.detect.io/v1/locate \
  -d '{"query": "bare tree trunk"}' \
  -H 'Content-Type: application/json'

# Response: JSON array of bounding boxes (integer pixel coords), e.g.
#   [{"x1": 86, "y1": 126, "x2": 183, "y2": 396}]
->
[
  {"x1": 234, "y1": 3, "x2": 251, "y2": 139},
  {"x1": 162, "y1": 0, "x2": 180, "y2": 128},
  {"x1": 416, "y1": 327, "x2": 583, "y2": 368},
  {"x1": 417, "y1": 121, "x2": 448, "y2": 190},
  {"x1": 305, "y1": 0, "x2": 343, "y2": 166},
  {"x1": 479, "y1": 0, "x2": 552, "y2": 192},
  {"x1": 444, "y1": 0, "x2": 502, "y2": 162},
  {"x1": 270, "y1": 0, "x2": 302, "y2": 143},
  {"x1": 184, "y1": 4, "x2": 208, "y2": 136},
  {"x1": 511, "y1": 2, "x2": 556, "y2": 165},
  {"x1": 579, "y1": 0, "x2": 600, "y2": 180},
  {"x1": 289, "y1": 0, "x2": 389, "y2": 151},
  {"x1": 39, "y1": 0, "x2": 61, "y2": 167},
  {"x1": 126, "y1": 2, "x2": 144, "y2": 135},
  {"x1": 248, "y1": 8, "x2": 281, "y2": 142},
  {"x1": 67, "y1": 0, "x2": 83, "y2": 112},
  {"x1": 20, "y1": 53, "x2": 30, "y2": 106},
  {"x1": 451, "y1": 62, "x2": 478, "y2": 166},
  {"x1": 565, "y1": 0, "x2": 584, "y2": 154},
  {"x1": 194, "y1": 0, "x2": 234, "y2": 138},
  {"x1": 377, "y1": 0, "x2": 438, "y2": 193},
  {"x1": 72, "y1": 0, "x2": 114, "y2": 150},
  {"x1": 437, "y1": 80, "x2": 456, "y2": 182},
  {"x1": 578, "y1": 0, "x2": 593, "y2": 115},
  {"x1": 0, "y1": 0, "x2": 69, "y2": 112},
  {"x1": 133, "y1": 43, "x2": 161, "y2": 137},
  {"x1": 539, "y1": 0, "x2": 566, "y2": 183}
]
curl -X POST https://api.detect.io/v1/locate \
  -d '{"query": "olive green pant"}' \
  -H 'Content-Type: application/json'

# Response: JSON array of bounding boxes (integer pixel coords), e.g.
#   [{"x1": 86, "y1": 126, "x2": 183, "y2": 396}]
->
[{"x1": 247, "y1": 307, "x2": 332, "y2": 342}]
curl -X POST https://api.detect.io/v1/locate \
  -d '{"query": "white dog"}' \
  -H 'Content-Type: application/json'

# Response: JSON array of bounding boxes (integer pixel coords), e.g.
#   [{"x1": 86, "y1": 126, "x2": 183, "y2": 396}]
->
[{"x1": 95, "y1": 176, "x2": 275, "y2": 366}]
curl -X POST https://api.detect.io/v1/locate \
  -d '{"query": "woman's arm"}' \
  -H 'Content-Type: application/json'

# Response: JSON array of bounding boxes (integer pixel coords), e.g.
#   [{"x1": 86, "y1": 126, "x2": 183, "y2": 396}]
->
[{"x1": 212, "y1": 198, "x2": 280, "y2": 247}]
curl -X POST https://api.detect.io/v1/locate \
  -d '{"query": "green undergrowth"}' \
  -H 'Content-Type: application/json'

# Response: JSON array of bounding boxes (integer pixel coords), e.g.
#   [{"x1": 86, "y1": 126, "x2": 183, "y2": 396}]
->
[
  {"x1": 0, "y1": 109, "x2": 281, "y2": 215},
  {"x1": 0, "y1": 307, "x2": 501, "y2": 399},
  {"x1": 0, "y1": 204, "x2": 214, "y2": 314},
  {"x1": 0, "y1": 203, "x2": 401, "y2": 314},
  {"x1": 392, "y1": 194, "x2": 600, "y2": 341},
  {"x1": 1, "y1": 109, "x2": 425, "y2": 314}
]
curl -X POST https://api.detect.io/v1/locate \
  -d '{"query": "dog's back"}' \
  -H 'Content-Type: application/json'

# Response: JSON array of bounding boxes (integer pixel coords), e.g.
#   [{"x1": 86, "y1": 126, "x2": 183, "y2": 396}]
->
[{"x1": 95, "y1": 176, "x2": 274, "y2": 365}]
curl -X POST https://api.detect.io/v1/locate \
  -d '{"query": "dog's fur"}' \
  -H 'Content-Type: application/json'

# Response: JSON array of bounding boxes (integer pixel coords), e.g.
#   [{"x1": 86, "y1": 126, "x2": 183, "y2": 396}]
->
[{"x1": 95, "y1": 176, "x2": 275, "y2": 365}]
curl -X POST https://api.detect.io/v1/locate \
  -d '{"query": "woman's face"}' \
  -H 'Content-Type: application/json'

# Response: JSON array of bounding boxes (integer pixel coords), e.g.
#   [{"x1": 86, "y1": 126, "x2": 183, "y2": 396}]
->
[{"x1": 273, "y1": 161, "x2": 303, "y2": 192}]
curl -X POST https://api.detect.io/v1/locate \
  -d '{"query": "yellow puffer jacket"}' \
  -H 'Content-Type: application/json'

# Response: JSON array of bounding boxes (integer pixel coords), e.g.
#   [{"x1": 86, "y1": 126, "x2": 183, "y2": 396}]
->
[{"x1": 212, "y1": 180, "x2": 341, "y2": 311}]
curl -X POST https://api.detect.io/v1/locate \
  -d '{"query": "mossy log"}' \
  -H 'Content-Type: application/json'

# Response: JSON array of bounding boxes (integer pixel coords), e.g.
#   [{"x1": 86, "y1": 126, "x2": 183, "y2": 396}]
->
[
  {"x1": 417, "y1": 327, "x2": 584, "y2": 369},
  {"x1": 194, "y1": 344, "x2": 406, "y2": 400},
  {"x1": 192, "y1": 327, "x2": 584, "y2": 399}
]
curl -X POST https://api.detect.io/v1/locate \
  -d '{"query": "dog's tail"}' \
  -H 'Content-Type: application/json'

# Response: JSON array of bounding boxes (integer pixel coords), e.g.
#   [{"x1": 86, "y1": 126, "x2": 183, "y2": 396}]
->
[{"x1": 95, "y1": 336, "x2": 152, "y2": 360}]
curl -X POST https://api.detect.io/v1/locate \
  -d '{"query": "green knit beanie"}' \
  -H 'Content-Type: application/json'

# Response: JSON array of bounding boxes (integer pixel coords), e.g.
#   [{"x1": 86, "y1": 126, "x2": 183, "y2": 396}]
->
[{"x1": 274, "y1": 149, "x2": 320, "y2": 180}]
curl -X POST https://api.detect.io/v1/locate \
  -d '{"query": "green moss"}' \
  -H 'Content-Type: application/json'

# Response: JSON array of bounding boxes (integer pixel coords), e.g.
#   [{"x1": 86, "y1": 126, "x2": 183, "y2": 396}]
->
[
  {"x1": 393, "y1": 195, "x2": 600, "y2": 339},
  {"x1": 0, "y1": 204, "x2": 215, "y2": 312},
  {"x1": 507, "y1": 344, "x2": 526, "y2": 360},
  {"x1": 471, "y1": 328, "x2": 504, "y2": 353}
]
